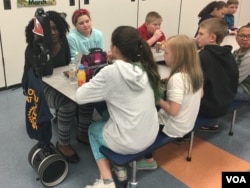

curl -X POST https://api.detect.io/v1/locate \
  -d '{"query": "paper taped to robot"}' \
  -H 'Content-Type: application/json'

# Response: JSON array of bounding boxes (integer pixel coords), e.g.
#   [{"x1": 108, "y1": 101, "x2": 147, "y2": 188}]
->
[{"x1": 32, "y1": 18, "x2": 44, "y2": 36}]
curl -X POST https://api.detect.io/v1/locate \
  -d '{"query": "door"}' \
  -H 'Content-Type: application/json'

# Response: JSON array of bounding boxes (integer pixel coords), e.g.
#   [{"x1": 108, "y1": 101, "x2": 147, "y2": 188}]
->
[
  {"x1": 0, "y1": 0, "x2": 78, "y2": 87},
  {"x1": 0, "y1": 28, "x2": 6, "y2": 88},
  {"x1": 79, "y1": 0, "x2": 138, "y2": 50},
  {"x1": 137, "y1": 0, "x2": 182, "y2": 37}
]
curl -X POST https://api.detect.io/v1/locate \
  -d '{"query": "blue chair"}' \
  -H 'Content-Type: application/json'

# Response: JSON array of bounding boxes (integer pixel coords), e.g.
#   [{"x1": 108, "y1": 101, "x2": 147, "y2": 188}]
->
[
  {"x1": 99, "y1": 101, "x2": 249, "y2": 187},
  {"x1": 186, "y1": 100, "x2": 249, "y2": 162},
  {"x1": 193, "y1": 100, "x2": 249, "y2": 136},
  {"x1": 194, "y1": 115, "x2": 217, "y2": 130},
  {"x1": 185, "y1": 115, "x2": 218, "y2": 162},
  {"x1": 227, "y1": 100, "x2": 249, "y2": 136},
  {"x1": 99, "y1": 130, "x2": 193, "y2": 188}
]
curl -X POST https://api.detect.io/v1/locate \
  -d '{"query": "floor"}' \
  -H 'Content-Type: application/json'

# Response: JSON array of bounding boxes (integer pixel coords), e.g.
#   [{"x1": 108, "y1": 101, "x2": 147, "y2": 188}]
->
[{"x1": 0, "y1": 86, "x2": 250, "y2": 188}]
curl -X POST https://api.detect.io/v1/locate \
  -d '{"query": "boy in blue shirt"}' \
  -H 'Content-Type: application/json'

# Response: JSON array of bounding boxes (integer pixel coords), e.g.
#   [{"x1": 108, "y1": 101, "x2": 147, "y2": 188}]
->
[{"x1": 224, "y1": 0, "x2": 239, "y2": 35}]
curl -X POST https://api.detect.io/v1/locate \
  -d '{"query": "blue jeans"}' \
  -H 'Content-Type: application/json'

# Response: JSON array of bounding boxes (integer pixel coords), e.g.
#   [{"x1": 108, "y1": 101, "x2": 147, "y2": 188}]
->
[
  {"x1": 235, "y1": 85, "x2": 250, "y2": 101},
  {"x1": 88, "y1": 110, "x2": 109, "y2": 161}
]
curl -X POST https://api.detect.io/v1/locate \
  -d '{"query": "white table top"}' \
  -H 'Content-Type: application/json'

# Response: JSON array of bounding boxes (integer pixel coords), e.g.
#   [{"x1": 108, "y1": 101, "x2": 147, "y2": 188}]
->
[
  {"x1": 43, "y1": 35, "x2": 238, "y2": 103},
  {"x1": 42, "y1": 63, "x2": 170, "y2": 103},
  {"x1": 152, "y1": 48, "x2": 164, "y2": 62},
  {"x1": 151, "y1": 36, "x2": 238, "y2": 61},
  {"x1": 221, "y1": 35, "x2": 239, "y2": 52},
  {"x1": 42, "y1": 66, "x2": 78, "y2": 102},
  {"x1": 158, "y1": 64, "x2": 170, "y2": 79},
  {"x1": 42, "y1": 49, "x2": 167, "y2": 103}
]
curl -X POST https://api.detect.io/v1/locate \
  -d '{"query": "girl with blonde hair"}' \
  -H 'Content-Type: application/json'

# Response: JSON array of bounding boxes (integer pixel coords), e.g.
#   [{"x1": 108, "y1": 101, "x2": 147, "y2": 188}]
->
[{"x1": 135, "y1": 35, "x2": 204, "y2": 170}]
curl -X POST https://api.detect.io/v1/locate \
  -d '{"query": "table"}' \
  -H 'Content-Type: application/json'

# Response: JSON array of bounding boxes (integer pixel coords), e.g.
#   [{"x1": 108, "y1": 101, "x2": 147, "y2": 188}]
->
[
  {"x1": 43, "y1": 37, "x2": 238, "y2": 103},
  {"x1": 221, "y1": 35, "x2": 239, "y2": 52},
  {"x1": 151, "y1": 36, "x2": 238, "y2": 60},
  {"x1": 42, "y1": 48, "x2": 169, "y2": 102},
  {"x1": 43, "y1": 63, "x2": 170, "y2": 103},
  {"x1": 152, "y1": 47, "x2": 164, "y2": 62},
  {"x1": 151, "y1": 48, "x2": 170, "y2": 79},
  {"x1": 158, "y1": 64, "x2": 170, "y2": 79},
  {"x1": 42, "y1": 66, "x2": 78, "y2": 102}
]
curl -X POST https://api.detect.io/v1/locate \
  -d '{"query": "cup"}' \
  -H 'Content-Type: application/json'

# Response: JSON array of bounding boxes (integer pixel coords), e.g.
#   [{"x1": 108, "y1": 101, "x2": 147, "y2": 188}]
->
[{"x1": 155, "y1": 42, "x2": 161, "y2": 53}]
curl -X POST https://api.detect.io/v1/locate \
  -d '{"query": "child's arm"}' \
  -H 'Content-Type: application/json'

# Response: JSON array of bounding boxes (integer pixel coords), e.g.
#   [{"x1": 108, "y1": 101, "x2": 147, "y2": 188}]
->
[
  {"x1": 159, "y1": 98, "x2": 181, "y2": 116},
  {"x1": 228, "y1": 28, "x2": 238, "y2": 35},
  {"x1": 147, "y1": 29, "x2": 164, "y2": 46}
]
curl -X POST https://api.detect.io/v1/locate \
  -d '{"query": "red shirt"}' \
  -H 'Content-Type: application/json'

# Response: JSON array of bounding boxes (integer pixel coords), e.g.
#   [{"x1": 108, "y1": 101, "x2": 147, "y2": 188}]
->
[{"x1": 138, "y1": 23, "x2": 166, "y2": 46}]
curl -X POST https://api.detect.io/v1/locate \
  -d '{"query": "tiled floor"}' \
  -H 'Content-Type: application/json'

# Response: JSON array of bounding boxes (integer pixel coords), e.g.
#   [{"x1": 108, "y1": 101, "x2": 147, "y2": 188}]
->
[{"x1": 0, "y1": 87, "x2": 250, "y2": 188}]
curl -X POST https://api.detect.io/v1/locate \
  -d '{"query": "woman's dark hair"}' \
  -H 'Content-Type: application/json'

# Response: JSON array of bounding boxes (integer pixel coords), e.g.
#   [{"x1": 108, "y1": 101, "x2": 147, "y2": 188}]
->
[
  {"x1": 111, "y1": 26, "x2": 162, "y2": 102},
  {"x1": 198, "y1": 1, "x2": 227, "y2": 18},
  {"x1": 25, "y1": 10, "x2": 70, "y2": 46}
]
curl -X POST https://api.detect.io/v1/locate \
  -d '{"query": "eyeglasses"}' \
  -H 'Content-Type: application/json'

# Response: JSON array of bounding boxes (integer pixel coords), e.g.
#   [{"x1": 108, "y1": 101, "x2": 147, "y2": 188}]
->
[{"x1": 236, "y1": 35, "x2": 250, "y2": 40}]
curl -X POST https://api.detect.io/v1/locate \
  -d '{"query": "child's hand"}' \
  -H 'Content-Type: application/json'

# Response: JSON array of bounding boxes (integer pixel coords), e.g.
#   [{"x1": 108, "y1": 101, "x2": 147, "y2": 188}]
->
[
  {"x1": 229, "y1": 27, "x2": 238, "y2": 35},
  {"x1": 229, "y1": 30, "x2": 237, "y2": 35},
  {"x1": 160, "y1": 77, "x2": 168, "y2": 84},
  {"x1": 153, "y1": 29, "x2": 163, "y2": 40},
  {"x1": 106, "y1": 50, "x2": 113, "y2": 64}
]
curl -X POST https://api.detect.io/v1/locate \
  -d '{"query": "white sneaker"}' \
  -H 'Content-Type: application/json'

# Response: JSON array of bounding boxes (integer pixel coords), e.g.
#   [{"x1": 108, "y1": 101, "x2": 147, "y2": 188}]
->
[
  {"x1": 112, "y1": 165, "x2": 127, "y2": 182},
  {"x1": 84, "y1": 179, "x2": 115, "y2": 188}
]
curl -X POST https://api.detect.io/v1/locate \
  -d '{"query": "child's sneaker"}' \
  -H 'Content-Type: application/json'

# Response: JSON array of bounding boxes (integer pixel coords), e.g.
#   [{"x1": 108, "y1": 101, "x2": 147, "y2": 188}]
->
[
  {"x1": 173, "y1": 133, "x2": 191, "y2": 145},
  {"x1": 112, "y1": 165, "x2": 127, "y2": 182},
  {"x1": 84, "y1": 178, "x2": 115, "y2": 188},
  {"x1": 198, "y1": 125, "x2": 219, "y2": 132},
  {"x1": 130, "y1": 158, "x2": 158, "y2": 170}
]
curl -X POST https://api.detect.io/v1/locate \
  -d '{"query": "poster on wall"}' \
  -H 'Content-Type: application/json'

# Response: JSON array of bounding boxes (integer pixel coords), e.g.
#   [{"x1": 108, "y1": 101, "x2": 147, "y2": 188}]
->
[{"x1": 17, "y1": 0, "x2": 56, "y2": 7}]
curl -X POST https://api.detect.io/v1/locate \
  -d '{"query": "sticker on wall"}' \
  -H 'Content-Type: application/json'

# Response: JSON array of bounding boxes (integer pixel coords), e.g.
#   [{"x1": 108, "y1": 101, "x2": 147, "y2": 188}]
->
[{"x1": 17, "y1": 0, "x2": 56, "y2": 7}]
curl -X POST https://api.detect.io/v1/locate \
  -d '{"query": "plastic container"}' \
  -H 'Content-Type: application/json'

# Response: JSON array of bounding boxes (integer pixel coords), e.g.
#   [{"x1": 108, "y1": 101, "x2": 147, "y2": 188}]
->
[
  {"x1": 77, "y1": 64, "x2": 86, "y2": 87},
  {"x1": 155, "y1": 42, "x2": 161, "y2": 53},
  {"x1": 69, "y1": 57, "x2": 77, "y2": 84},
  {"x1": 74, "y1": 52, "x2": 81, "y2": 68}
]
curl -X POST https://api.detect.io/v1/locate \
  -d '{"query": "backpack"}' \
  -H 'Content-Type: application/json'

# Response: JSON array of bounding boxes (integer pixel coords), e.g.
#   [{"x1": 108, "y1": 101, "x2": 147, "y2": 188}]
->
[{"x1": 81, "y1": 48, "x2": 108, "y2": 81}]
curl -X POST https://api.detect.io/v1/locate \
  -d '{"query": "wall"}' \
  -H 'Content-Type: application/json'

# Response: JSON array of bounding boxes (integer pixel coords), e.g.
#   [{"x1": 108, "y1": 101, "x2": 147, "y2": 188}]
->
[
  {"x1": 236, "y1": 0, "x2": 250, "y2": 26},
  {"x1": 0, "y1": 0, "x2": 78, "y2": 88},
  {"x1": 179, "y1": 0, "x2": 245, "y2": 37},
  {"x1": 79, "y1": 0, "x2": 182, "y2": 50},
  {"x1": 137, "y1": 0, "x2": 181, "y2": 38},
  {"x1": 79, "y1": 0, "x2": 138, "y2": 51},
  {"x1": 0, "y1": 0, "x2": 249, "y2": 88}
]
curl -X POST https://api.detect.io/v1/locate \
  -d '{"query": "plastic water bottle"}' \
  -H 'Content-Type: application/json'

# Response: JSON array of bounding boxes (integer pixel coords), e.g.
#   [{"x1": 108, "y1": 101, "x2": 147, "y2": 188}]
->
[
  {"x1": 69, "y1": 57, "x2": 77, "y2": 84},
  {"x1": 72, "y1": 51, "x2": 82, "y2": 70},
  {"x1": 77, "y1": 64, "x2": 86, "y2": 87}
]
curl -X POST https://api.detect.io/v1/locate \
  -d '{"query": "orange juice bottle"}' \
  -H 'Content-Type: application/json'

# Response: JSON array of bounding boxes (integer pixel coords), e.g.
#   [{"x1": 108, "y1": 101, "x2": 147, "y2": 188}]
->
[{"x1": 77, "y1": 64, "x2": 86, "y2": 87}]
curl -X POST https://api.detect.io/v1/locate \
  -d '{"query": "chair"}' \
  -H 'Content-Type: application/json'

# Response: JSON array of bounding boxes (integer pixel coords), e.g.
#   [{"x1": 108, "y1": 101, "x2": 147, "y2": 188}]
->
[
  {"x1": 187, "y1": 100, "x2": 249, "y2": 162},
  {"x1": 193, "y1": 100, "x2": 249, "y2": 136},
  {"x1": 186, "y1": 115, "x2": 218, "y2": 162},
  {"x1": 99, "y1": 130, "x2": 193, "y2": 188},
  {"x1": 227, "y1": 100, "x2": 249, "y2": 136}
]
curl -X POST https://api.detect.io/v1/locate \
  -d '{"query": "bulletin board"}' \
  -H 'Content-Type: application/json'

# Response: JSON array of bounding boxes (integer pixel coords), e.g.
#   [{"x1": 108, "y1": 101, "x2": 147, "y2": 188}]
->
[{"x1": 17, "y1": 0, "x2": 56, "y2": 7}]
